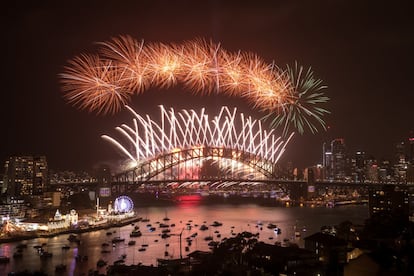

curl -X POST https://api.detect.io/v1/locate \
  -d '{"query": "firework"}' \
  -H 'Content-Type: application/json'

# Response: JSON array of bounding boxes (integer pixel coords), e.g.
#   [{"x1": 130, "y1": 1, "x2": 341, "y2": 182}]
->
[
  {"x1": 262, "y1": 62, "x2": 330, "y2": 136},
  {"x1": 60, "y1": 35, "x2": 329, "y2": 134},
  {"x1": 102, "y1": 105, "x2": 294, "y2": 179},
  {"x1": 102, "y1": 105, "x2": 294, "y2": 164},
  {"x1": 61, "y1": 54, "x2": 133, "y2": 114},
  {"x1": 98, "y1": 35, "x2": 151, "y2": 93}
]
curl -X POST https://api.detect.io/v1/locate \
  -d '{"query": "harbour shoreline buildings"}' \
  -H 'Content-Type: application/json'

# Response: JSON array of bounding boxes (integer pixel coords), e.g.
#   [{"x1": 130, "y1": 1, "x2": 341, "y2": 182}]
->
[{"x1": 1, "y1": 134, "x2": 413, "y2": 232}]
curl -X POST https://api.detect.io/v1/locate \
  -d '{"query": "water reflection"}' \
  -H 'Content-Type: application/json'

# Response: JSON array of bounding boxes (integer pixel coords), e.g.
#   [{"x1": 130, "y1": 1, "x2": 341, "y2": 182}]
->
[{"x1": 0, "y1": 204, "x2": 368, "y2": 275}]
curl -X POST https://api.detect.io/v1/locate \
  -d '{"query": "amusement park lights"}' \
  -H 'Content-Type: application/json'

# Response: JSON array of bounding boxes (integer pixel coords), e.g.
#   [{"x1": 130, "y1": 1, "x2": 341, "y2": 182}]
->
[
  {"x1": 102, "y1": 105, "x2": 294, "y2": 166},
  {"x1": 60, "y1": 36, "x2": 329, "y2": 135}
]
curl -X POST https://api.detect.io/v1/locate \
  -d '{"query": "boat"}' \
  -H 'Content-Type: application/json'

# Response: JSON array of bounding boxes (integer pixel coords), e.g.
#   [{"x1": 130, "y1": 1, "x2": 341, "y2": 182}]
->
[
  {"x1": 138, "y1": 247, "x2": 146, "y2": 252},
  {"x1": 163, "y1": 211, "x2": 170, "y2": 221},
  {"x1": 102, "y1": 242, "x2": 109, "y2": 247},
  {"x1": 97, "y1": 259, "x2": 107, "y2": 267},
  {"x1": 112, "y1": 237, "x2": 125, "y2": 243},
  {"x1": 40, "y1": 251, "x2": 53, "y2": 258},
  {"x1": 274, "y1": 227, "x2": 282, "y2": 235},
  {"x1": 141, "y1": 237, "x2": 149, "y2": 248},
  {"x1": 161, "y1": 233, "x2": 171, "y2": 239},
  {"x1": 208, "y1": 241, "x2": 219, "y2": 247},
  {"x1": 128, "y1": 240, "x2": 136, "y2": 246},
  {"x1": 204, "y1": 236, "x2": 213, "y2": 241},
  {"x1": 62, "y1": 245, "x2": 70, "y2": 250},
  {"x1": 130, "y1": 230, "x2": 142, "y2": 237},
  {"x1": 199, "y1": 224, "x2": 208, "y2": 231},
  {"x1": 267, "y1": 223, "x2": 277, "y2": 229},
  {"x1": 114, "y1": 259, "x2": 125, "y2": 265},
  {"x1": 211, "y1": 221, "x2": 223, "y2": 227}
]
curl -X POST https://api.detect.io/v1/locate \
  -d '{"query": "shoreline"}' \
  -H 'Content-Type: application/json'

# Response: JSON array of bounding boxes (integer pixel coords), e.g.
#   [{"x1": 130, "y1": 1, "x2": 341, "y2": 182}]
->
[
  {"x1": 0, "y1": 195, "x2": 368, "y2": 244},
  {"x1": 0, "y1": 214, "x2": 142, "y2": 244}
]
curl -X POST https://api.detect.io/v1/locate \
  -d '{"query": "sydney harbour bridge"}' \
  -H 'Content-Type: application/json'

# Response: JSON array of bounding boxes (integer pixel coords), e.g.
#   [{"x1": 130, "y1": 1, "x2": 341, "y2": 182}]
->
[
  {"x1": 104, "y1": 105, "x2": 292, "y2": 186},
  {"x1": 56, "y1": 35, "x2": 411, "y2": 202},
  {"x1": 85, "y1": 105, "x2": 399, "y2": 200}
]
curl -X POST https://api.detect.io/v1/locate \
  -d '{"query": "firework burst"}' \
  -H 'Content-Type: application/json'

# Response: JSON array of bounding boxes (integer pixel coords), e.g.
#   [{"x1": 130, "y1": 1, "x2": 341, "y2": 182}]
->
[
  {"x1": 60, "y1": 35, "x2": 329, "y2": 134},
  {"x1": 61, "y1": 54, "x2": 132, "y2": 114},
  {"x1": 262, "y1": 62, "x2": 330, "y2": 136}
]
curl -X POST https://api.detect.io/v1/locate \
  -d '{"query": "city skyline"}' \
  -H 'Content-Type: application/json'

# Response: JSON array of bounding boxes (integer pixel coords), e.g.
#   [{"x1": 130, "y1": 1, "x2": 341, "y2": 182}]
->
[{"x1": 2, "y1": 1, "x2": 413, "y2": 171}]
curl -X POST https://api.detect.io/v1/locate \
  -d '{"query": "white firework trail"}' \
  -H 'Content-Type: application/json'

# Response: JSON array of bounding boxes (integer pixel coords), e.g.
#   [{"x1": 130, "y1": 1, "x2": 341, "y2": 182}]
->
[{"x1": 102, "y1": 106, "x2": 294, "y2": 174}]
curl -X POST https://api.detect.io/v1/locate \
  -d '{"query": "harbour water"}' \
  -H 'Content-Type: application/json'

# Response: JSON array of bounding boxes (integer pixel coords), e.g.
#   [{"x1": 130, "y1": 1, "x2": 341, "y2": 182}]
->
[{"x1": 0, "y1": 197, "x2": 369, "y2": 275}]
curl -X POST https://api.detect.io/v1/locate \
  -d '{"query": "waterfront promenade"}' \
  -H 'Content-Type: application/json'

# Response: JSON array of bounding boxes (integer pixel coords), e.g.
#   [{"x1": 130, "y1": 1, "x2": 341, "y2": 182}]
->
[{"x1": 0, "y1": 213, "x2": 142, "y2": 244}]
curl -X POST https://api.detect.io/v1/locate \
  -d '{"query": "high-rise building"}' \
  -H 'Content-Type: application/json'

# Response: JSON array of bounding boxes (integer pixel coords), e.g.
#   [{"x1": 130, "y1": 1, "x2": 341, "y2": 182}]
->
[
  {"x1": 365, "y1": 157, "x2": 379, "y2": 183},
  {"x1": 395, "y1": 141, "x2": 406, "y2": 164},
  {"x1": 322, "y1": 142, "x2": 327, "y2": 168},
  {"x1": 409, "y1": 131, "x2": 414, "y2": 163},
  {"x1": 4, "y1": 155, "x2": 48, "y2": 197},
  {"x1": 0, "y1": 173, "x2": 5, "y2": 194},
  {"x1": 324, "y1": 138, "x2": 347, "y2": 180},
  {"x1": 353, "y1": 151, "x2": 366, "y2": 182}
]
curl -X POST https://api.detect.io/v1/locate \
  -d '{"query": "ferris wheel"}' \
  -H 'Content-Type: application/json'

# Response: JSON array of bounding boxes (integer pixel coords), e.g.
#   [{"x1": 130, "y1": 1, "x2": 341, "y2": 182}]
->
[{"x1": 114, "y1": 195, "x2": 134, "y2": 213}]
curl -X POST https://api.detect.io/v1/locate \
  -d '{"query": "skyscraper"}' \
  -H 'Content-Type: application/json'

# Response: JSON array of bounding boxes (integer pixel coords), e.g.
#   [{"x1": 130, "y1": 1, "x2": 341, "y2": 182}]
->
[
  {"x1": 409, "y1": 132, "x2": 414, "y2": 163},
  {"x1": 324, "y1": 138, "x2": 347, "y2": 180},
  {"x1": 354, "y1": 151, "x2": 366, "y2": 182},
  {"x1": 395, "y1": 141, "x2": 406, "y2": 164},
  {"x1": 4, "y1": 155, "x2": 48, "y2": 197}
]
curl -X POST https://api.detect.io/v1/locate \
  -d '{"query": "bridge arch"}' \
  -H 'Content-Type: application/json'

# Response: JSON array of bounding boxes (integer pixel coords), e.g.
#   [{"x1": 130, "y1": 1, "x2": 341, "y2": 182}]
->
[
  {"x1": 115, "y1": 146, "x2": 278, "y2": 183},
  {"x1": 104, "y1": 105, "x2": 294, "y2": 184}
]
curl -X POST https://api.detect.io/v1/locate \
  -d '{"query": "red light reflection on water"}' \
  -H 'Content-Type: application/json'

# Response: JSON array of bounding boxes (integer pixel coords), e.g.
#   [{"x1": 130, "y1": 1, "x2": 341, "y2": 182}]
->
[
  {"x1": 0, "y1": 245, "x2": 11, "y2": 257},
  {"x1": 176, "y1": 195, "x2": 202, "y2": 208}
]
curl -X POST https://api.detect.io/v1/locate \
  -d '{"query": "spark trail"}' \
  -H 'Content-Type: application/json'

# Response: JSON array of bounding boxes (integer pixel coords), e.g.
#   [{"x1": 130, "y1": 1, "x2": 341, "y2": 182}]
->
[
  {"x1": 102, "y1": 105, "x2": 294, "y2": 165},
  {"x1": 61, "y1": 36, "x2": 329, "y2": 135}
]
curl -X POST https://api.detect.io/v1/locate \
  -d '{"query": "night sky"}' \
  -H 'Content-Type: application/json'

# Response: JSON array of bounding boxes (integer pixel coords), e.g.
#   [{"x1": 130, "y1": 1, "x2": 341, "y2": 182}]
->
[{"x1": 2, "y1": 1, "x2": 413, "y2": 172}]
